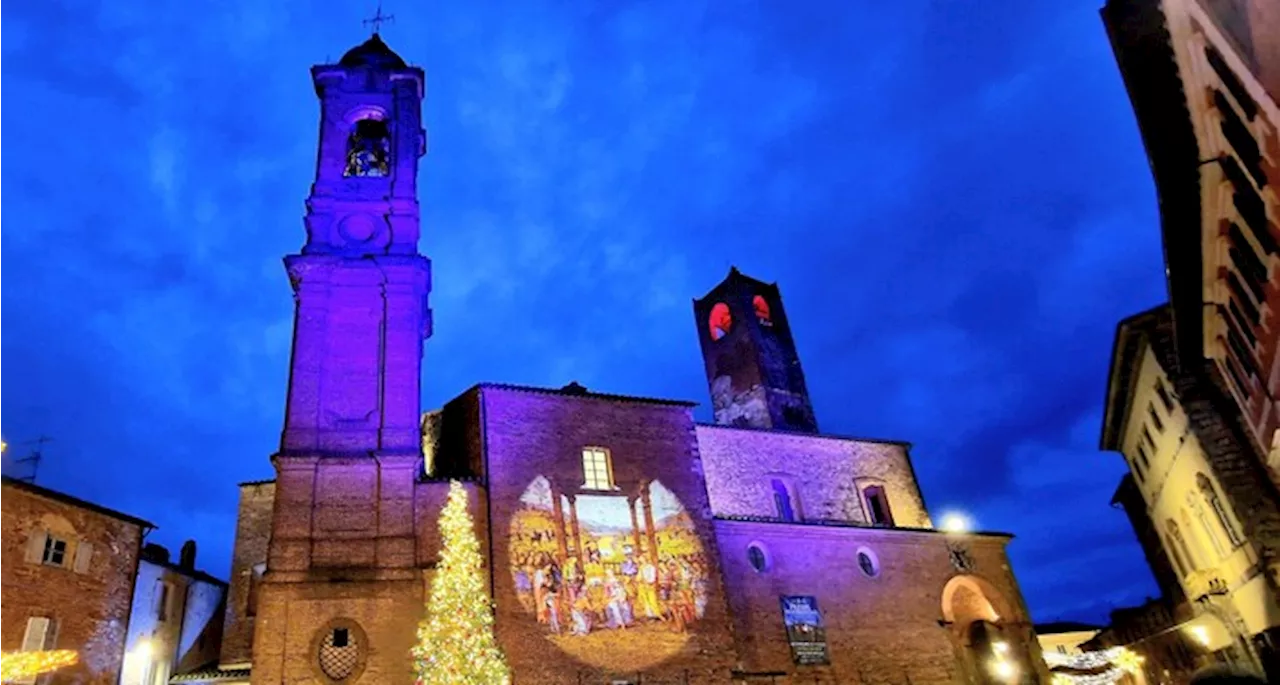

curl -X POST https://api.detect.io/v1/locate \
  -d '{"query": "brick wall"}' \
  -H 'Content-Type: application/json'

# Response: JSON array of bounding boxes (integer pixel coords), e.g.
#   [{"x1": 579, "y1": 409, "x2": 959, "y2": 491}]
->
[
  {"x1": 480, "y1": 385, "x2": 739, "y2": 684},
  {"x1": 697, "y1": 425, "x2": 931, "y2": 528},
  {"x1": 714, "y1": 520, "x2": 1046, "y2": 685},
  {"x1": 220, "y1": 481, "x2": 274, "y2": 667},
  {"x1": 1, "y1": 481, "x2": 145, "y2": 684}
]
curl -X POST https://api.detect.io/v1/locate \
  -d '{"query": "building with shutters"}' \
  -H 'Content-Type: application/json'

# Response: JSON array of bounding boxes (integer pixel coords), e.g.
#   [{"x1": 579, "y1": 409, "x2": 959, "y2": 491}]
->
[
  {"x1": 1, "y1": 475, "x2": 153, "y2": 684},
  {"x1": 1102, "y1": 0, "x2": 1280, "y2": 487},
  {"x1": 1100, "y1": 305, "x2": 1280, "y2": 679}
]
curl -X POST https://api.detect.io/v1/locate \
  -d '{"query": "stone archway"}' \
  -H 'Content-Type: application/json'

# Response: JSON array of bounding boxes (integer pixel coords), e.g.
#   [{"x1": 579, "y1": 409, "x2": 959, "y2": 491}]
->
[{"x1": 941, "y1": 574, "x2": 1035, "y2": 685}]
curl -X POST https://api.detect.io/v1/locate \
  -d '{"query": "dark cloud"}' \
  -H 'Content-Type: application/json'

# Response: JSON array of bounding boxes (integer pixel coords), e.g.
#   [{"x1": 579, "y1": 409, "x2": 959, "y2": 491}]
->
[{"x1": 2, "y1": 0, "x2": 1166, "y2": 624}]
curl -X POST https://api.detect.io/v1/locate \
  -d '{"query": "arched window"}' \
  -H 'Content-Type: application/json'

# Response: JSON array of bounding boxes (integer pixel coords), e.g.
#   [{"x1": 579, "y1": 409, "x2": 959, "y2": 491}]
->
[
  {"x1": 708, "y1": 303, "x2": 732, "y2": 341},
  {"x1": 770, "y1": 479, "x2": 796, "y2": 522},
  {"x1": 344, "y1": 117, "x2": 391, "y2": 177},
  {"x1": 752, "y1": 295, "x2": 772, "y2": 326},
  {"x1": 862, "y1": 485, "x2": 895, "y2": 527},
  {"x1": 1197, "y1": 473, "x2": 1244, "y2": 548},
  {"x1": 1165, "y1": 519, "x2": 1197, "y2": 574}
]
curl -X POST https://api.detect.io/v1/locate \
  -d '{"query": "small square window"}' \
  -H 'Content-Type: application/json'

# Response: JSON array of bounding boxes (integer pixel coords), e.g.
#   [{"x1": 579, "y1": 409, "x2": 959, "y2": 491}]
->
[{"x1": 42, "y1": 537, "x2": 68, "y2": 567}]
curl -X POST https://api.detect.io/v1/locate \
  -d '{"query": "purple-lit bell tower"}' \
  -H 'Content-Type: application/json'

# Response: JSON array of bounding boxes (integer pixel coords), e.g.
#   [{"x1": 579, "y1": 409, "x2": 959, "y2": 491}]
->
[
  {"x1": 279, "y1": 34, "x2": 431, "y2": 459},
  {"x1": 252, "y1": 34, "x2": 433, "y2": 684}
]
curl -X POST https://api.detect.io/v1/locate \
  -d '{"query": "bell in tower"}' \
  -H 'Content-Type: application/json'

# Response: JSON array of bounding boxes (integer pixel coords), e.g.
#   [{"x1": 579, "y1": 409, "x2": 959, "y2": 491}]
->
[{"x1": 693, "y1": 267, "x2": 818, "y2": 433}]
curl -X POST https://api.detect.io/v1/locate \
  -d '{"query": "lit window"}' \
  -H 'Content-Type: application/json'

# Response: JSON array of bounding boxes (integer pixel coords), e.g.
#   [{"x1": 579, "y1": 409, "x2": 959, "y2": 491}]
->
[
  {"x1": 42, "y1": 536, "x2": 68, "y2": 567},
  {"x1": 708, "y1": 302, "x2": 733, "y2": 341},
  {"x1": 582, "y1": 448, "x2": 615, "y2": 490},
  {"x1": 770, "y1": 479, "x2": 796, "y2": 522},
  {"x1": 753, "y1": 295, "x2": 772, "y2": 326},
  {"x1": 863, "y1": 485, "x2": 894, "y2": 527}
]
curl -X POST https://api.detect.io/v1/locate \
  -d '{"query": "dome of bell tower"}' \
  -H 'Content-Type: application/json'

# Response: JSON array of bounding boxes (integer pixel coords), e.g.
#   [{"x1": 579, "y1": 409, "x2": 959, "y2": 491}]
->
[{"x1": 339, "y1": 33, "x2": 407, "y2": 69}]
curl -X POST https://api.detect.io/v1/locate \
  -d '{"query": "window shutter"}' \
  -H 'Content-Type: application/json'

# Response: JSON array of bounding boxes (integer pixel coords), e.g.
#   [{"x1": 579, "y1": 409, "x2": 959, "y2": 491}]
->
[
  {"x1": 21, "y1": 617, "x2": 49, "y2": 651},
  {"x1": 25, "y1": 531, "x2": 47, "y2": 563},
  {"x1": 43, "y1": 618, "x2": 59, "y2": 650},
  {"x1": 73, "y1": 541, "x2": 94, "y2": 573}
]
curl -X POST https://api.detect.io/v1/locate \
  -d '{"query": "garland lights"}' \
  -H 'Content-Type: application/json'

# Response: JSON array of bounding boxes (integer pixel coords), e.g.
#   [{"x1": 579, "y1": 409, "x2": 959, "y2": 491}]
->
[
  {"x1": 0, "y1": 650, "x2": 79, "y2": 682},
  {"x1": 1045, "y1": 647, "x2": 1145, "y2": 685}
]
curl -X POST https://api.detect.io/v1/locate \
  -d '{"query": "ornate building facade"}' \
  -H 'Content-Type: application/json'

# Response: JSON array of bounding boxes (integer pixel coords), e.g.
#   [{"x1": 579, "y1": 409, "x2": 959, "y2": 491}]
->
[
  {"x1": 203, "y1": 34, "x2": 1051, "y2": 685},
  {"x1": 1102, "y1": 0, "x2": 1280, "y2": 486},
  {"x1": 1100, "y1": 305, "x2": 1280, "y2": 679}
]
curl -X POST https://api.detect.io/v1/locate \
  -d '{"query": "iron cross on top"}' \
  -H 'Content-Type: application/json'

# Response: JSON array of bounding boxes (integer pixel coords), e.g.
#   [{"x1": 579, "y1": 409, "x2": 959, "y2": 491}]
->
[{"x1": 363, "y1": 2, "x2": 395, "y2": 34}]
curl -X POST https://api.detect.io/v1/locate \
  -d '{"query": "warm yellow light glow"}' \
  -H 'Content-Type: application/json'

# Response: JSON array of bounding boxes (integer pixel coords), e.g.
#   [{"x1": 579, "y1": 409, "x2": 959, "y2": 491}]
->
[
  {"x1": 135, "y1": 639, "x2": 153, "y2": 660},
  {"x1": 0, "y1": 650, "x2": 79, "y2": 681},
  {"x1": 940, "y1": 511, "x2": 973, "y2": 533},
  {"x1": 1189, "y1": 625, "x2": 1211, "y2": 646},
  {"x1": 1114, "y1": 647, "x2": 1145, "y2": 674},
  {"x1": 993, "y1": 641, "x2": 1010, "y2": 655},
  {"x1": 991, "y1": 659, "x2": 1016, "y2": 680}
]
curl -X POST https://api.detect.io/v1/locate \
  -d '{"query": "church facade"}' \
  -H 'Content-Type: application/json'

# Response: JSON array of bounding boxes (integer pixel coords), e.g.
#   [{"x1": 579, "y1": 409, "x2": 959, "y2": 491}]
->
[{"x1": 208, "y1": 35, "x2": 1050, "y2": 685}]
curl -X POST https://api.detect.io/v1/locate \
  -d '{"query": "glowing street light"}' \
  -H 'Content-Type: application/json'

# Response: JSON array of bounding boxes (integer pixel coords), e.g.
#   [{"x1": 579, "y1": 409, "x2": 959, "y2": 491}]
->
[
  {"x1": 1189, "y1": 625, "x2": 1211, "y2": 647},
  {"x1": 940, "y1": 511, "x2": 973, "y2": 533},
  {"x1": 993, "y1": 641, "x2": 1010, "y2": 655}
]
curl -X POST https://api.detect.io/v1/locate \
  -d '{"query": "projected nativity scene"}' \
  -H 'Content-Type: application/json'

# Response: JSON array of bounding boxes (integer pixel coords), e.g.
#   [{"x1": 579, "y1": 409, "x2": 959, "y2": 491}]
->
[{"x1": 509, "y1": 474, "x2": 709, "y2": 665}]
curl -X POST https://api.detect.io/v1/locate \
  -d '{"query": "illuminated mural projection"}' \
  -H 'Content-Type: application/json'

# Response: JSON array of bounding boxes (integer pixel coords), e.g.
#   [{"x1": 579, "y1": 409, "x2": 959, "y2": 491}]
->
[{"x1": 509, "y1": 476, "x2": 709, "y2": 669}]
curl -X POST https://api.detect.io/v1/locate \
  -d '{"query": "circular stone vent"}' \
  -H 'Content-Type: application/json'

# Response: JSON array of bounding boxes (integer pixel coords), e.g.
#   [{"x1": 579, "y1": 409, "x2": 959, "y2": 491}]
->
[{"x1": 318, "y1": 627, "x2": 360, "y2": 681}]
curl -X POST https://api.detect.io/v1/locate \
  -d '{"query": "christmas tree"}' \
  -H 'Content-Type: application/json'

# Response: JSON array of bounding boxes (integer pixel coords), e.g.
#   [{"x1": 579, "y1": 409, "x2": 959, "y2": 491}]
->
[{"x1": 412, "y1": 480, "x2": 511, "y2": 685}]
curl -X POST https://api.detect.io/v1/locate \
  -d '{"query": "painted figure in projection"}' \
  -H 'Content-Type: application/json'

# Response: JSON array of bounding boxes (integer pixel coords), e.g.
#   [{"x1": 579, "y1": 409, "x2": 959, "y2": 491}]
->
[{"x1": 509, "y1": 476, "x2": 708, "y2": 666}]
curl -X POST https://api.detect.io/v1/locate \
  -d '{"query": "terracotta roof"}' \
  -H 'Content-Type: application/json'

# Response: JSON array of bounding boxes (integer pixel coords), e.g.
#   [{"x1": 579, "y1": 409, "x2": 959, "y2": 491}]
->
[
  {"x1": 169, "y1": 665, "x2": 251, "y2": 683},
  {"x1": 475, "y1": 381, "x2": 698, "y2": 408},
  {"x1": 1, "y1": 476, "x2": 156, "y2": 529}
]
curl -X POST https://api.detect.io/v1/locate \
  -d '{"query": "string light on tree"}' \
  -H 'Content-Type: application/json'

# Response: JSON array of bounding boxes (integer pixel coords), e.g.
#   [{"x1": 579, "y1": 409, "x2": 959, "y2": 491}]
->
[
  {"x1": 0, "y1": 650, "x2": 79, "y2": 681},
  {"x1": 411, "y1": 481, "x2": 511, "y2": 685}
]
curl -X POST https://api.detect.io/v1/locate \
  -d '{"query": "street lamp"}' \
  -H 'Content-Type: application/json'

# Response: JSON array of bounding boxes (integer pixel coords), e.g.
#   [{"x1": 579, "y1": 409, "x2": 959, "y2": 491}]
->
[{"x1": 940, "y1": 511, "x2": 973, "y2": 533}]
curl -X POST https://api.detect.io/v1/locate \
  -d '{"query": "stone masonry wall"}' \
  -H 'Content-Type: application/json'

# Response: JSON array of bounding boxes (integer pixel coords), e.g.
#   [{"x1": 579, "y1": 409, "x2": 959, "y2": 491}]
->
[
  {"x1": 1, "y1": 482, "x2": 144, "y2": 684},
  {"x1": 696, "y1": 425, "x2": 931, "y2": 528},
  {"x1": 219, "y1": 481, "x2": 274, "y2": 667}
]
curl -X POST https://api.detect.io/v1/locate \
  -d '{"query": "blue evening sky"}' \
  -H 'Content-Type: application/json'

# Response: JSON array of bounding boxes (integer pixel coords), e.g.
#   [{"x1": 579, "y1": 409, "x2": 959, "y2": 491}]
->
[{"x1": 2, "y1": 1, "x2": 1165, "y2": 623}]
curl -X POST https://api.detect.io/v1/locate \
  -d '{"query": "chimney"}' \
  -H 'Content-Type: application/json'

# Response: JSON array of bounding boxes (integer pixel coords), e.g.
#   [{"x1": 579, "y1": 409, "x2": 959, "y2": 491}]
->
[
  {"x1": 179, "y1": 540, "x2": 197, "y2": 571},
  {"x1": 142, "y1": 543, "x2": 170, "y2": 564}
]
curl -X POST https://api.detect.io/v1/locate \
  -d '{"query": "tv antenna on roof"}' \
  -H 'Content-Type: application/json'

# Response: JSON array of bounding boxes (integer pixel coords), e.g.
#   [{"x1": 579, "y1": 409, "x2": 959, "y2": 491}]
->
[
  {"x1": 363, "y1": 1, "x2": 395, "y2": 35},
  {"x1": 4, "y1": 436, "x2": 53, "y2": 484}
]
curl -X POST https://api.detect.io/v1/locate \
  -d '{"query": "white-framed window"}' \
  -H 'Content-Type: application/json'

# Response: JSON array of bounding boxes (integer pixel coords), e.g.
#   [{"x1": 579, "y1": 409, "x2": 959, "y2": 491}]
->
[
  {"x1": 16, "y1": 616, "x2": 58, "y2": 684},
  {"x1": 43, "y1": 535, "x2": 69, "y2": 567},
  {"x1": 581, "y1": 447, "x2": 615, "y2": 490}
]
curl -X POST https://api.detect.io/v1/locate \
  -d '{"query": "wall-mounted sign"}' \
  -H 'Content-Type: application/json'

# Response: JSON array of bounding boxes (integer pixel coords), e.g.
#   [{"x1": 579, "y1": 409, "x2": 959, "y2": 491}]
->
[{"x1": 780, "y1": 595, "x2": 829, "y2": 666}]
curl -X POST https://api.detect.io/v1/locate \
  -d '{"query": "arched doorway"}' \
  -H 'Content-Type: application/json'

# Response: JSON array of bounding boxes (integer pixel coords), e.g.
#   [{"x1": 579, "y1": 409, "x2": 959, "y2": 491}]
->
[{"x1": 941, "y1": 574, "x2": 1037, "y2": 685}]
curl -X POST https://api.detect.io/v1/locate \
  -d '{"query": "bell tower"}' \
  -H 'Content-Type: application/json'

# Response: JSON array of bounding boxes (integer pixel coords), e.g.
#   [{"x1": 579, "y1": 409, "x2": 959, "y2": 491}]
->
[
  {"x1": 693, "y1": 267, "x2": 818, "y2": 433},
  {"x1": 279, "y1": 32, "x2": 431, "y2": 458},
  {"x1": 254, "y1": 33, "x2": 431, "y2": 684}
]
